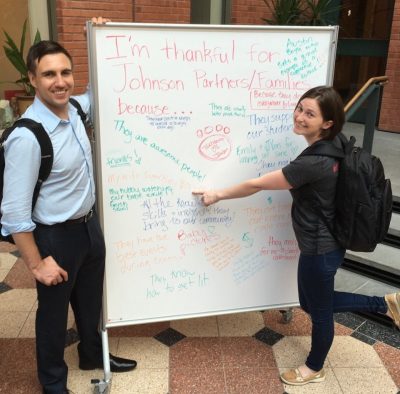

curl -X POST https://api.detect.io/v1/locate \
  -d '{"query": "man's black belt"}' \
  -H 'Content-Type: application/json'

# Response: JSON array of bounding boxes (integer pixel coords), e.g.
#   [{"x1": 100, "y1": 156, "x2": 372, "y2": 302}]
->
[
  {"x1": 64, "y1": 207, "x2": 94, "y2": 225},
  {"x1": 36, "y1": 207, "x2": 94, "y2": 227}
]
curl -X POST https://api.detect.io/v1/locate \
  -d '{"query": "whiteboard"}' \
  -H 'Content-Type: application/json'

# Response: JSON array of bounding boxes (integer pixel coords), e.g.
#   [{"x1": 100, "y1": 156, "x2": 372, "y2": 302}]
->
[{"x1": 87, "y1": 23, "x2": 338, "y2": 327}]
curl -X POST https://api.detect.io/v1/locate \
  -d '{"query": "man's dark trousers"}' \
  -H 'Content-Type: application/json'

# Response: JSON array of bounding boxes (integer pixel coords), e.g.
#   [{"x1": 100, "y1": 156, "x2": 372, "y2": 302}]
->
[{"x1": 34, "y1": 213, "x2": 105, "y2": 393}]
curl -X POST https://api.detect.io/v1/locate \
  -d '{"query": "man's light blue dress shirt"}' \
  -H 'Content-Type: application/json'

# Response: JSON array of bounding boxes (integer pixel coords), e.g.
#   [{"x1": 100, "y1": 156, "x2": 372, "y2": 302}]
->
[{"x1": 1, "y1": 93, "x2": 96, "y2": 235}]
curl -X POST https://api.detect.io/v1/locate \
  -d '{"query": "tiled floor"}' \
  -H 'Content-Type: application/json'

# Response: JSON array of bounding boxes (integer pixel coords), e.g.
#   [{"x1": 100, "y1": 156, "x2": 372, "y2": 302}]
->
[{"x1": 1, "y1": 244, "x2": 399, "y2": 394}]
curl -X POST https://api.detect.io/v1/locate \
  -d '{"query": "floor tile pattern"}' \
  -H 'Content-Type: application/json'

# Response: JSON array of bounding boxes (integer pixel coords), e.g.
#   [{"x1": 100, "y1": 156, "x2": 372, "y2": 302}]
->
[{"x1": 0, "y1": 244, "x2": 399, "y2": 394}]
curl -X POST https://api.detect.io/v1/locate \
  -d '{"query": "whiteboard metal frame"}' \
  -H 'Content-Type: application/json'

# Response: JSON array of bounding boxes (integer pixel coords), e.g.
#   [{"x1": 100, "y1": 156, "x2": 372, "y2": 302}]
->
[
  {"x1": 86, "y1": 21, "x2": 338, "y2": 393},
  {"x1": 87, "y1": 21, "x2": 339, "y2": 330}
]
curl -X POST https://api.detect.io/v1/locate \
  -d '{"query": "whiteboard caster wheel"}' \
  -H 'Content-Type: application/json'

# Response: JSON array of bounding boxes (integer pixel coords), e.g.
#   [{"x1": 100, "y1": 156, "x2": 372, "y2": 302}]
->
[{"x1": 279, "y1": 309, "x2": 293, "y2": 324}]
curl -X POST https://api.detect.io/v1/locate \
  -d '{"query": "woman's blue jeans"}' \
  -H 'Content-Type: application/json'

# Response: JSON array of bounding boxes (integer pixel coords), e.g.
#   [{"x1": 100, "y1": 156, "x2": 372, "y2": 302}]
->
[{"x1": 297, "y1": 248, "x2": 388, "y2": 371}]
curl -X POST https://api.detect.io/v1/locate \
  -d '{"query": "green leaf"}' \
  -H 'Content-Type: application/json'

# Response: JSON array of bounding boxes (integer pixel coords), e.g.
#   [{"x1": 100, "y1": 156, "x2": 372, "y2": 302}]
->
[
  {"x1": 20, "y1": 19, "x2": 27, "y2": 55},
  {"x1": 4, "y1": 46, "x2": 27, "y2": 75},
  {"x1": 3, "y1": 30, "x2": 19, "y2": 53},
  {"x1": 33, "y1": 29, "x2": 41, "y2": 44}
]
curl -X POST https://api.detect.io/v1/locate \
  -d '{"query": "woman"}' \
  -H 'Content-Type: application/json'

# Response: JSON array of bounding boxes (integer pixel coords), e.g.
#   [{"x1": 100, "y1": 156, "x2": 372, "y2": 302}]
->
[{"x1": 193, "y1": 86, "x2": 400, "y2": 386}]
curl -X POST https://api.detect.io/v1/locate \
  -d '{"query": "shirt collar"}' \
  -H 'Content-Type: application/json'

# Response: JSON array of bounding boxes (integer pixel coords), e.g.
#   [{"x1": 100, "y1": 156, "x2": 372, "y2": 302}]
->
[{"x1": 27, "y1": 96, "x2": 74, "y2": 133}]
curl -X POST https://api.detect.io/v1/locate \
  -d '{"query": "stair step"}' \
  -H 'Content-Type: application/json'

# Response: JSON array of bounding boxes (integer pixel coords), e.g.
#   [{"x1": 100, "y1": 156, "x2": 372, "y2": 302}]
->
[
  {"x1": 346, "y1": 243, "x2": 400, "y2": 276},
  {"x1": 389, "y1": 211, "x2": 400, "y2": 237}
]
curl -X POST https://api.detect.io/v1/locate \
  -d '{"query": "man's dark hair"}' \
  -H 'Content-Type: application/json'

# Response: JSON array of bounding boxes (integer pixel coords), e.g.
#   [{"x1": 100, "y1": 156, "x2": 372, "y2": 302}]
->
[
  {"x1": 27, "y1": 40, "x2": 73, "y2": 74},
  {"x1": 295, "y1": 86, "x2": 345, "y2": 141}
]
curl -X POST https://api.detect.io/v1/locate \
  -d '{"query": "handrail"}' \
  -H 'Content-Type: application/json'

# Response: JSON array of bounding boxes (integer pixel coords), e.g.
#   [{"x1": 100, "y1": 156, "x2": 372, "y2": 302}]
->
[
  {"x1": 343, "y1": 75, "x2": 388, "y2": 153},
  {"x1": 344, "y1": 75, "x2": 388, "y2": 113}
]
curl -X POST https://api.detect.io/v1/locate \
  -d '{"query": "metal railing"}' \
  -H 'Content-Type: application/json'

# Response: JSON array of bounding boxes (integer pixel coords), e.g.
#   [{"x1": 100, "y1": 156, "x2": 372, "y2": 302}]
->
[{"x1": 343, "y1": 75, "x2": 388, "y2": 153}]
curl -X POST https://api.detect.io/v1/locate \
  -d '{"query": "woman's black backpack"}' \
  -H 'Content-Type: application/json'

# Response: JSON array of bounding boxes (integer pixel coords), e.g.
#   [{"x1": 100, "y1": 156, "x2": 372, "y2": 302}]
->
[{"x1": 301, "y1": 133, "x2": 392, "y2": 252}]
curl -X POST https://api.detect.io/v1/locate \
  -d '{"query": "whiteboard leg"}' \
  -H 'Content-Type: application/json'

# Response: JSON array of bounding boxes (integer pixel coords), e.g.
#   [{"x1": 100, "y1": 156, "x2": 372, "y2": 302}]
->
[
  {"x1": 102, "y1": 328, "x2": 112, "y2": 380},
  {"x1": 91, "y1": 328, "x2": 112, "y2": 393}
]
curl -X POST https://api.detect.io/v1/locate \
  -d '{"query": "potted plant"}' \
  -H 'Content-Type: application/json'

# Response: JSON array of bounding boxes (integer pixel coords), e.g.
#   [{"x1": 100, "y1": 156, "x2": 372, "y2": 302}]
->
[
  {"x1": 262, "y1": 0, "x2": 341, "y2": 26},
  {"x1": 2, "y1": 18, "x2": 41, "y2": 116},
  {"x1": 262, "y1": 0, "x2": 303, "y2": 25}
]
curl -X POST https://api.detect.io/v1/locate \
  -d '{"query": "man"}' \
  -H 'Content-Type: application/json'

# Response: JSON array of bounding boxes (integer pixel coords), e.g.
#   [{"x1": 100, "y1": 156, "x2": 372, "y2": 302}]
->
[{"x1": 1, "y1": 37, "x2": 136, "y2": 393}]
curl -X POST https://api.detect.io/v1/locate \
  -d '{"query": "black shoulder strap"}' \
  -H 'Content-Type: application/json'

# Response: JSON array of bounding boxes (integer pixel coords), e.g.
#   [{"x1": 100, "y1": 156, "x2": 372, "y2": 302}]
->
[
  {"x1": 69, "y1": 97, "x2": 88, "y2": 125},
  {"x1": 2, "y1": 118, "x2": 53, "y2": 209},
  {"x1": 300, "y1": 135, "x2": 348, "y2": 159},
  {"x1": 69, "y1": 97, "x2": 94, "y2": 141}
]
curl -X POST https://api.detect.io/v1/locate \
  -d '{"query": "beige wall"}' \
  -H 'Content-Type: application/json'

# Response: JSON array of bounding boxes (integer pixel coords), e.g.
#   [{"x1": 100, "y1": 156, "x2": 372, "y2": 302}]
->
[{"x1": 1, "y1": 0, "x2": 30, "y2": 99}]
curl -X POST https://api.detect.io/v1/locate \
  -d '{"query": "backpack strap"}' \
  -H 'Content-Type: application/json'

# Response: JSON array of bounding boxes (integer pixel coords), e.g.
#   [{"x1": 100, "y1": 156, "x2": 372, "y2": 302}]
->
[
  {"x1": 2, "y1": 118, "x2": 53, "y2": 209},
  {"x1": 297, "y1": 133, "x2": 352, "y2": 245},
  {"x1": 69, "y1": 97, "x2": 94, "y2": 140},
  {"x1": 300, "y1": 135, "x2": 348, "y2": 159},
  {"x1": 69, "y1": 97, "x2": 87, "y2": 125}
]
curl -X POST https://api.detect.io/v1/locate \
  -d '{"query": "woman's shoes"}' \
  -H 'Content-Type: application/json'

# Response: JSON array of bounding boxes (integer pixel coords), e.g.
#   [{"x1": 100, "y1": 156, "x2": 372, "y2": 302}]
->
[
  {"x1": 280, "y1": 368, "x2": 325, "y2": 386},
  {"x1": 280, "y1": 293, "x2": 400, "y2": 387},
  {"x1": 385, "y1": 292, "x2": 400, "y2": 329}
]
